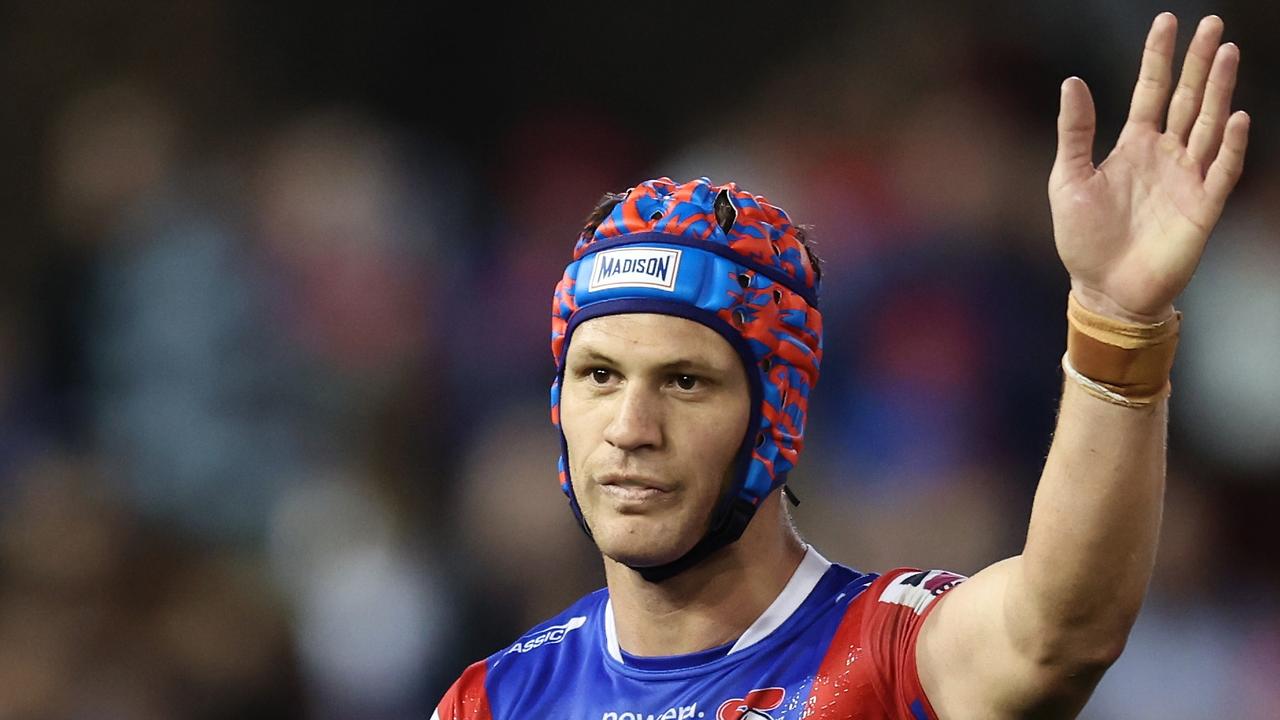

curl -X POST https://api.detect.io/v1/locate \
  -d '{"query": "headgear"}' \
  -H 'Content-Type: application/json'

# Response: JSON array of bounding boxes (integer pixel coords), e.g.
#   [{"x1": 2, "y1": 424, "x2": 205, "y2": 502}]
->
[{"x1": 550, "y1": 177, "x2": 823, "y2": 581}]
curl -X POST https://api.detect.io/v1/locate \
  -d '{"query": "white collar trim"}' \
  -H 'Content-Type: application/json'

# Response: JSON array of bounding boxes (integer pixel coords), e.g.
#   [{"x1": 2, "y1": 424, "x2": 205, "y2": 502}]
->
[
  {"x1": 603, "y1": 545, "x2": 831, "y2": 663},
  {"x1": 604, "y1": 594, "x2": 622, "y2": 662}
]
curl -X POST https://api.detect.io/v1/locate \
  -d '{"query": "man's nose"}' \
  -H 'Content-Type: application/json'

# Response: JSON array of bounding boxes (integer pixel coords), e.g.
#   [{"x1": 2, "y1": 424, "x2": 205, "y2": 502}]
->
[{"x1": 602, "y1": 383, "x2": 663, "y2": 451}]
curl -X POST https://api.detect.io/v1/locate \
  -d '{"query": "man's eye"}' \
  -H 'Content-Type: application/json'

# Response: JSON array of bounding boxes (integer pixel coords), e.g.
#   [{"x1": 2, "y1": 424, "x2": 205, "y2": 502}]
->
[
  {"x1": 590, "y1": 368, "x2": 613, "y2": 384},
  {"x1": 674, "y1": 375, "x2": 698, "y2": 391}
]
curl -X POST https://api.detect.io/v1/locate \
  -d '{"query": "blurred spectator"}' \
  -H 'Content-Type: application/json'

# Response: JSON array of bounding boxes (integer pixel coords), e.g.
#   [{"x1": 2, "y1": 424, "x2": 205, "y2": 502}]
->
[
  {"x1": 269, "y1": 470, "x2": 451, "y2": 719},
  {"x1": 1177, "y1": 184, "x2": 1280, "y2": 475},
  {"x1": 453, "y1": 402, "x2": 602, "y2": 633},
  {"x1": 1082, "y1": 474, "x2": 1266, "y2": 719},
  {"x1": 0, "y1": 452, "x2": 301, "y2": 719}
]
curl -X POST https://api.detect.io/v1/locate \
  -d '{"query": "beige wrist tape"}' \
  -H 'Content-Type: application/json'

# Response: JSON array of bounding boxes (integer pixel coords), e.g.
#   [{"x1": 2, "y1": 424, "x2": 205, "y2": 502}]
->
[{"x1": 1064, "y1": 293, "x2": 1181, "y2": 407}]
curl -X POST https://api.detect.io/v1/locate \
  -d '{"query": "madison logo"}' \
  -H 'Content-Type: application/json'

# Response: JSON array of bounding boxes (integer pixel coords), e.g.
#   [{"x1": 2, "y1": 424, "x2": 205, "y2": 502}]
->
[
  {"x1": 588, "y1": 247, "x2": 682, "y2": 292},
  {"x1": 716, "y1": 687, "x2": 785, "y2": 720}
]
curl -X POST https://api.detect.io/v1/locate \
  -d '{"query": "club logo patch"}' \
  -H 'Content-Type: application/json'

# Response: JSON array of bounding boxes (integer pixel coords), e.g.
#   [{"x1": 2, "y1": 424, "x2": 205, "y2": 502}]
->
[
  {"x1": 717, "y1": 687, "x2": 784, "y2": 720},
  {"x1": 588, "y1": 247, "x2": 682, "y2": 292},
  {"x1": 878, "y1": 570, "x2": 967, "y2": 615}
]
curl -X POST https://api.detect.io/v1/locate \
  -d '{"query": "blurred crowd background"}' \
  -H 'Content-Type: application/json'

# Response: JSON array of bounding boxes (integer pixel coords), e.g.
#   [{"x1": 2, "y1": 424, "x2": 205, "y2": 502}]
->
[{"x1": 1, "y1": 1, "x2": 1277, "y2": 718}]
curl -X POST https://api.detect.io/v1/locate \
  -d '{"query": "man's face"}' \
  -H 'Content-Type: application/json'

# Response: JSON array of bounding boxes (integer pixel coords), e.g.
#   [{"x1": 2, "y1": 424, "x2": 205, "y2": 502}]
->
[{"x1": 560, "y1": 313, "x2": 751, "y2": 568}]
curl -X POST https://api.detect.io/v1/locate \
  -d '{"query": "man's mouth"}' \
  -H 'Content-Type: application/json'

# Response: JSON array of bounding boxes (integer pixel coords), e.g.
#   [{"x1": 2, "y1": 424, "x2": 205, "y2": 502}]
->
[{"x1": 597, "y1": 473, "x2": 672, "y2": 503}]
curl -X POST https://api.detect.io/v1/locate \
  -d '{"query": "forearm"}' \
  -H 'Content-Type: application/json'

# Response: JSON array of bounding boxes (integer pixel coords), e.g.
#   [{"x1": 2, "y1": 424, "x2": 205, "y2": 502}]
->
[{"x1": 1010, "y1": 376, "x2": 1167, "y2": 664}]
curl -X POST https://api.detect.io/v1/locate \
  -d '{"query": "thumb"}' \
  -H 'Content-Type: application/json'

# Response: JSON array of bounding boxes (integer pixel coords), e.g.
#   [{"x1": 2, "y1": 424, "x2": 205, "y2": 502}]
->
[{"x1": 1053, "y1": 77, "x2": 1097, "y2": 185}]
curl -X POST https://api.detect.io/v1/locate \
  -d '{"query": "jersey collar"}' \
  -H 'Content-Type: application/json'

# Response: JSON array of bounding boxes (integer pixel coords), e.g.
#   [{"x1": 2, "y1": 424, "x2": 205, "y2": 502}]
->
[{"x1": 604, "y1": 545, "x2": 833, "y2": 664}]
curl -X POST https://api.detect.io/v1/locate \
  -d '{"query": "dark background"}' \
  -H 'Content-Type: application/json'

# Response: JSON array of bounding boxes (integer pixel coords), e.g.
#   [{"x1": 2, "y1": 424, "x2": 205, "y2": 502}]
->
[{"x1": 1, "y1": 1, "x2": 1277, "y2": 718}]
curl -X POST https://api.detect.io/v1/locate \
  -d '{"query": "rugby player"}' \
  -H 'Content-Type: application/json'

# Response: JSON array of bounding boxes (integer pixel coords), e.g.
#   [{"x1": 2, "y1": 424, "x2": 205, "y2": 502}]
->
[{"x1": 436, "y1": 12, "x2": 1249, "y2": 719}]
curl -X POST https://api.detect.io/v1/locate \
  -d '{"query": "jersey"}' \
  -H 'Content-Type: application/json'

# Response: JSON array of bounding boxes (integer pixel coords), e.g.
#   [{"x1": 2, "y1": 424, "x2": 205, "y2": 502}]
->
[{"x1": 434, "y1": 547, "x2": 966, "y2": 720}]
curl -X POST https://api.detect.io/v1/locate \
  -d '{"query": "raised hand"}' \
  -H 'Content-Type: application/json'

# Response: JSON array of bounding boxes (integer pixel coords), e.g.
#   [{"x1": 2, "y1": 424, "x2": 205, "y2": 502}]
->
[{"x1": 1049, "y1": 13, "x2": 1249, "y2": 322}]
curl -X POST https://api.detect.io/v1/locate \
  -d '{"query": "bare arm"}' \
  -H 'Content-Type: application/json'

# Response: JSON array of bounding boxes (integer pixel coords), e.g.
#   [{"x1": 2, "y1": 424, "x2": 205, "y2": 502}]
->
[
  {"x1": 914, "y1": 13, "x2": 1250, "y2": 719},
  {"x1": 919, "y1": 382, "x2": 1168, "y2": 719}
]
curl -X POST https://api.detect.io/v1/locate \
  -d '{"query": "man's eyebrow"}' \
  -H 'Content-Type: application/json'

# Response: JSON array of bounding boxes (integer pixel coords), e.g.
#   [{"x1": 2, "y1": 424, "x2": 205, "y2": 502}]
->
[
  {"x1": 578, "y1": 349, "x2": 620, "y2": 366},
  {"x1": 656, "y1": 358, "x2": 722, "y2": 374}
]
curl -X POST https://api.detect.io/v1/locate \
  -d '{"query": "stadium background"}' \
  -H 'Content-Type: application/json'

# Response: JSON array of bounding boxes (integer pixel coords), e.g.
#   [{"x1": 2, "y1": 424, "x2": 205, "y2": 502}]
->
[{"x1": 1, "y1": 1, "x2": 1277, "y2": 717}]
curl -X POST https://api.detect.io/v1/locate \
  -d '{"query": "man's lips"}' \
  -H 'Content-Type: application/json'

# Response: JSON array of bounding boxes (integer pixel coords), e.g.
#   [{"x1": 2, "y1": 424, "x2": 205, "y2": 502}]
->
[{"x1": 596, "y1": 473, "x2": 672, "y2": 502}]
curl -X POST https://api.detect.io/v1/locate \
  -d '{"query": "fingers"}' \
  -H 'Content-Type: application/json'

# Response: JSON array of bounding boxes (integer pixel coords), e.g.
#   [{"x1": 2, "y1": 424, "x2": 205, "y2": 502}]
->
[
  {"x1": 1166, "y1": 16, "x2": 1224, "y2": 140},
  {"x1": 1204, "y1": 111, "x2": 1250, "y2": 212},
  {"x1": 1127, "y1": 13, "x2": 1177, "y2": 127},
  {"x1": 1187, "y1": 42, "x2": 1241, "y2": 171},
  {"x1": 1053, "y1": 77, "x2": 1097, "y2": 185}
]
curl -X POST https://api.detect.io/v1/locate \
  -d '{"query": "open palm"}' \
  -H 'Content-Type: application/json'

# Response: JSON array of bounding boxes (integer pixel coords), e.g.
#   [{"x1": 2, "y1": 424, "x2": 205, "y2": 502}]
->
[{"x1": 1049, "y1": 13, "x2": 1250, "y2": 322}]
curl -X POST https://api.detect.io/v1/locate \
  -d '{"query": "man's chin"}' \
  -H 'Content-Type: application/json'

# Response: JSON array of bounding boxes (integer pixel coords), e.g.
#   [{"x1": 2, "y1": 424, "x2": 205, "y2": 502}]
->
[
  {"x1": 594, "y1": 529, "x2": 697, "y2": 570},
  {"x1": 602, "y1": 547, "x2": 678, "y2": 569},
  {"x1": 584, "y1": 508, "x2": 712, "y2": 570}
]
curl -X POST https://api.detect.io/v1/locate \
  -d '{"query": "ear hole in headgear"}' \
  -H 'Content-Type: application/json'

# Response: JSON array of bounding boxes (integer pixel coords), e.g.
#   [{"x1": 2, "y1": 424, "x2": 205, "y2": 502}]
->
[
  {"x1": 755, "y1": 432, "x2": 765, "y2": 448},
  {"x1": 714, "y1": 188, "x2": 737, "y2": 234},
  {"x1": 772, "y1": 289, "x2": 783, "y2": 304},
  {"x1": 733, "y1": 308, "x2": 747, "y2": 326},
  {"x1": 650, "y1": 210, "x2": 664, "y2": 221},
  {"x1": 761, "y1": 357, "x2": 772, "y2": 371},
  {"x1": 736, "y1": 272, "x2": 751, "y2": 288}
]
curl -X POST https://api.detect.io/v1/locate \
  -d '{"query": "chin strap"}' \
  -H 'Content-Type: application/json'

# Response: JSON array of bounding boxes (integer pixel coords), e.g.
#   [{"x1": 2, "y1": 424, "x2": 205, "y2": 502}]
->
[{"x1": 782, "y1": 484, "x2": 800, "y2": 507}]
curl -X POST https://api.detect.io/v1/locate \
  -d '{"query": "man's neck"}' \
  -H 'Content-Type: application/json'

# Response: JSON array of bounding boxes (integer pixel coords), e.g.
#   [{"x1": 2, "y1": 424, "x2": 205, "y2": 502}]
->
[{"x1": 603, "y1": 498, "x2": 807, "y2": 657}]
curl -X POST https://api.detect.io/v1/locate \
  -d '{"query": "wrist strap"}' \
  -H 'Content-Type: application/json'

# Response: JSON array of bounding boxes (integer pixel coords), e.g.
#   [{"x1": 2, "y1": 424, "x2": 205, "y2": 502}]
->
[
  {"x1": 1064, "y1": 293, "x2": 1180, "y2": 406},
  {"x1": 1061, "y1": 353, "x2": 1169, "y2": 407}
]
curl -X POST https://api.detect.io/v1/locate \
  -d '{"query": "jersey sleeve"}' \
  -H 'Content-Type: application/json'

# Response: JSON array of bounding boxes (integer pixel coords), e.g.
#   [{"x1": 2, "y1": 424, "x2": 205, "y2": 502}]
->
[
  {"x1": 861, "y1": 568, "x2": 967, "y2": 718},
  {"x1": 806, "y1": 567, "x2": 966, "y2": 719},
  {"x1": 433, "y1": 659, "x2": 493, "y2": 720}
]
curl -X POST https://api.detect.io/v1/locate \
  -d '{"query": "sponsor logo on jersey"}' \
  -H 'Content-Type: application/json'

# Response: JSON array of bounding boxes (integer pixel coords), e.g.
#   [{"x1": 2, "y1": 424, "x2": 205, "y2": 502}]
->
[
  {"x1": 601, "y1": 702, "x2": 698, "y2": 720},
  {"x1": 717, "y1": 687, "x2": 785, "y2": 720},
  {"x1": 878, "y1": 570, "x2": 967, "y2": 614},
  {"x1": 588, "y1": 247, "x2": 682, "y2": 292},
  {"x1": 503, "y1": 615, "x2": 587, "y2": 656}
]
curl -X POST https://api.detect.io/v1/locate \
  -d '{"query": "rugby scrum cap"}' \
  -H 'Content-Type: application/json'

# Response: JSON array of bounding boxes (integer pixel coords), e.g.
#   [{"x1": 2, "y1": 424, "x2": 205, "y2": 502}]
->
[{"x1": 550, "y1": 177, "x2": 823, "y2": 582}]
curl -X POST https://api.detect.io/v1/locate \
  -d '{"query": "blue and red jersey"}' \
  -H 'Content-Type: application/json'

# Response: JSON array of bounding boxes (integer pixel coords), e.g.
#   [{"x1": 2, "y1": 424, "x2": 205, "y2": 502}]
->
[{"x1": 435, "y1": 548, "x2": 965, "y2": 719}]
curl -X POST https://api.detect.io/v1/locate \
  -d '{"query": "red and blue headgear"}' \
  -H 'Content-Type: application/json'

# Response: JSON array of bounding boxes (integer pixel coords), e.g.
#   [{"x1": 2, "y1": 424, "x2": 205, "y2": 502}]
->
[{"x1": 550, "y1": 177, "x2": 823, "y2": 581}]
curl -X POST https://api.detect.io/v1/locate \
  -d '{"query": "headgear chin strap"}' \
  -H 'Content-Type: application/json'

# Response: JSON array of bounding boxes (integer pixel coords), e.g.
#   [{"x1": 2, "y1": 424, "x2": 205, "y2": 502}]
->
[{"x1": 550, "y1": 177, "x2": 823, "y2": 582}]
